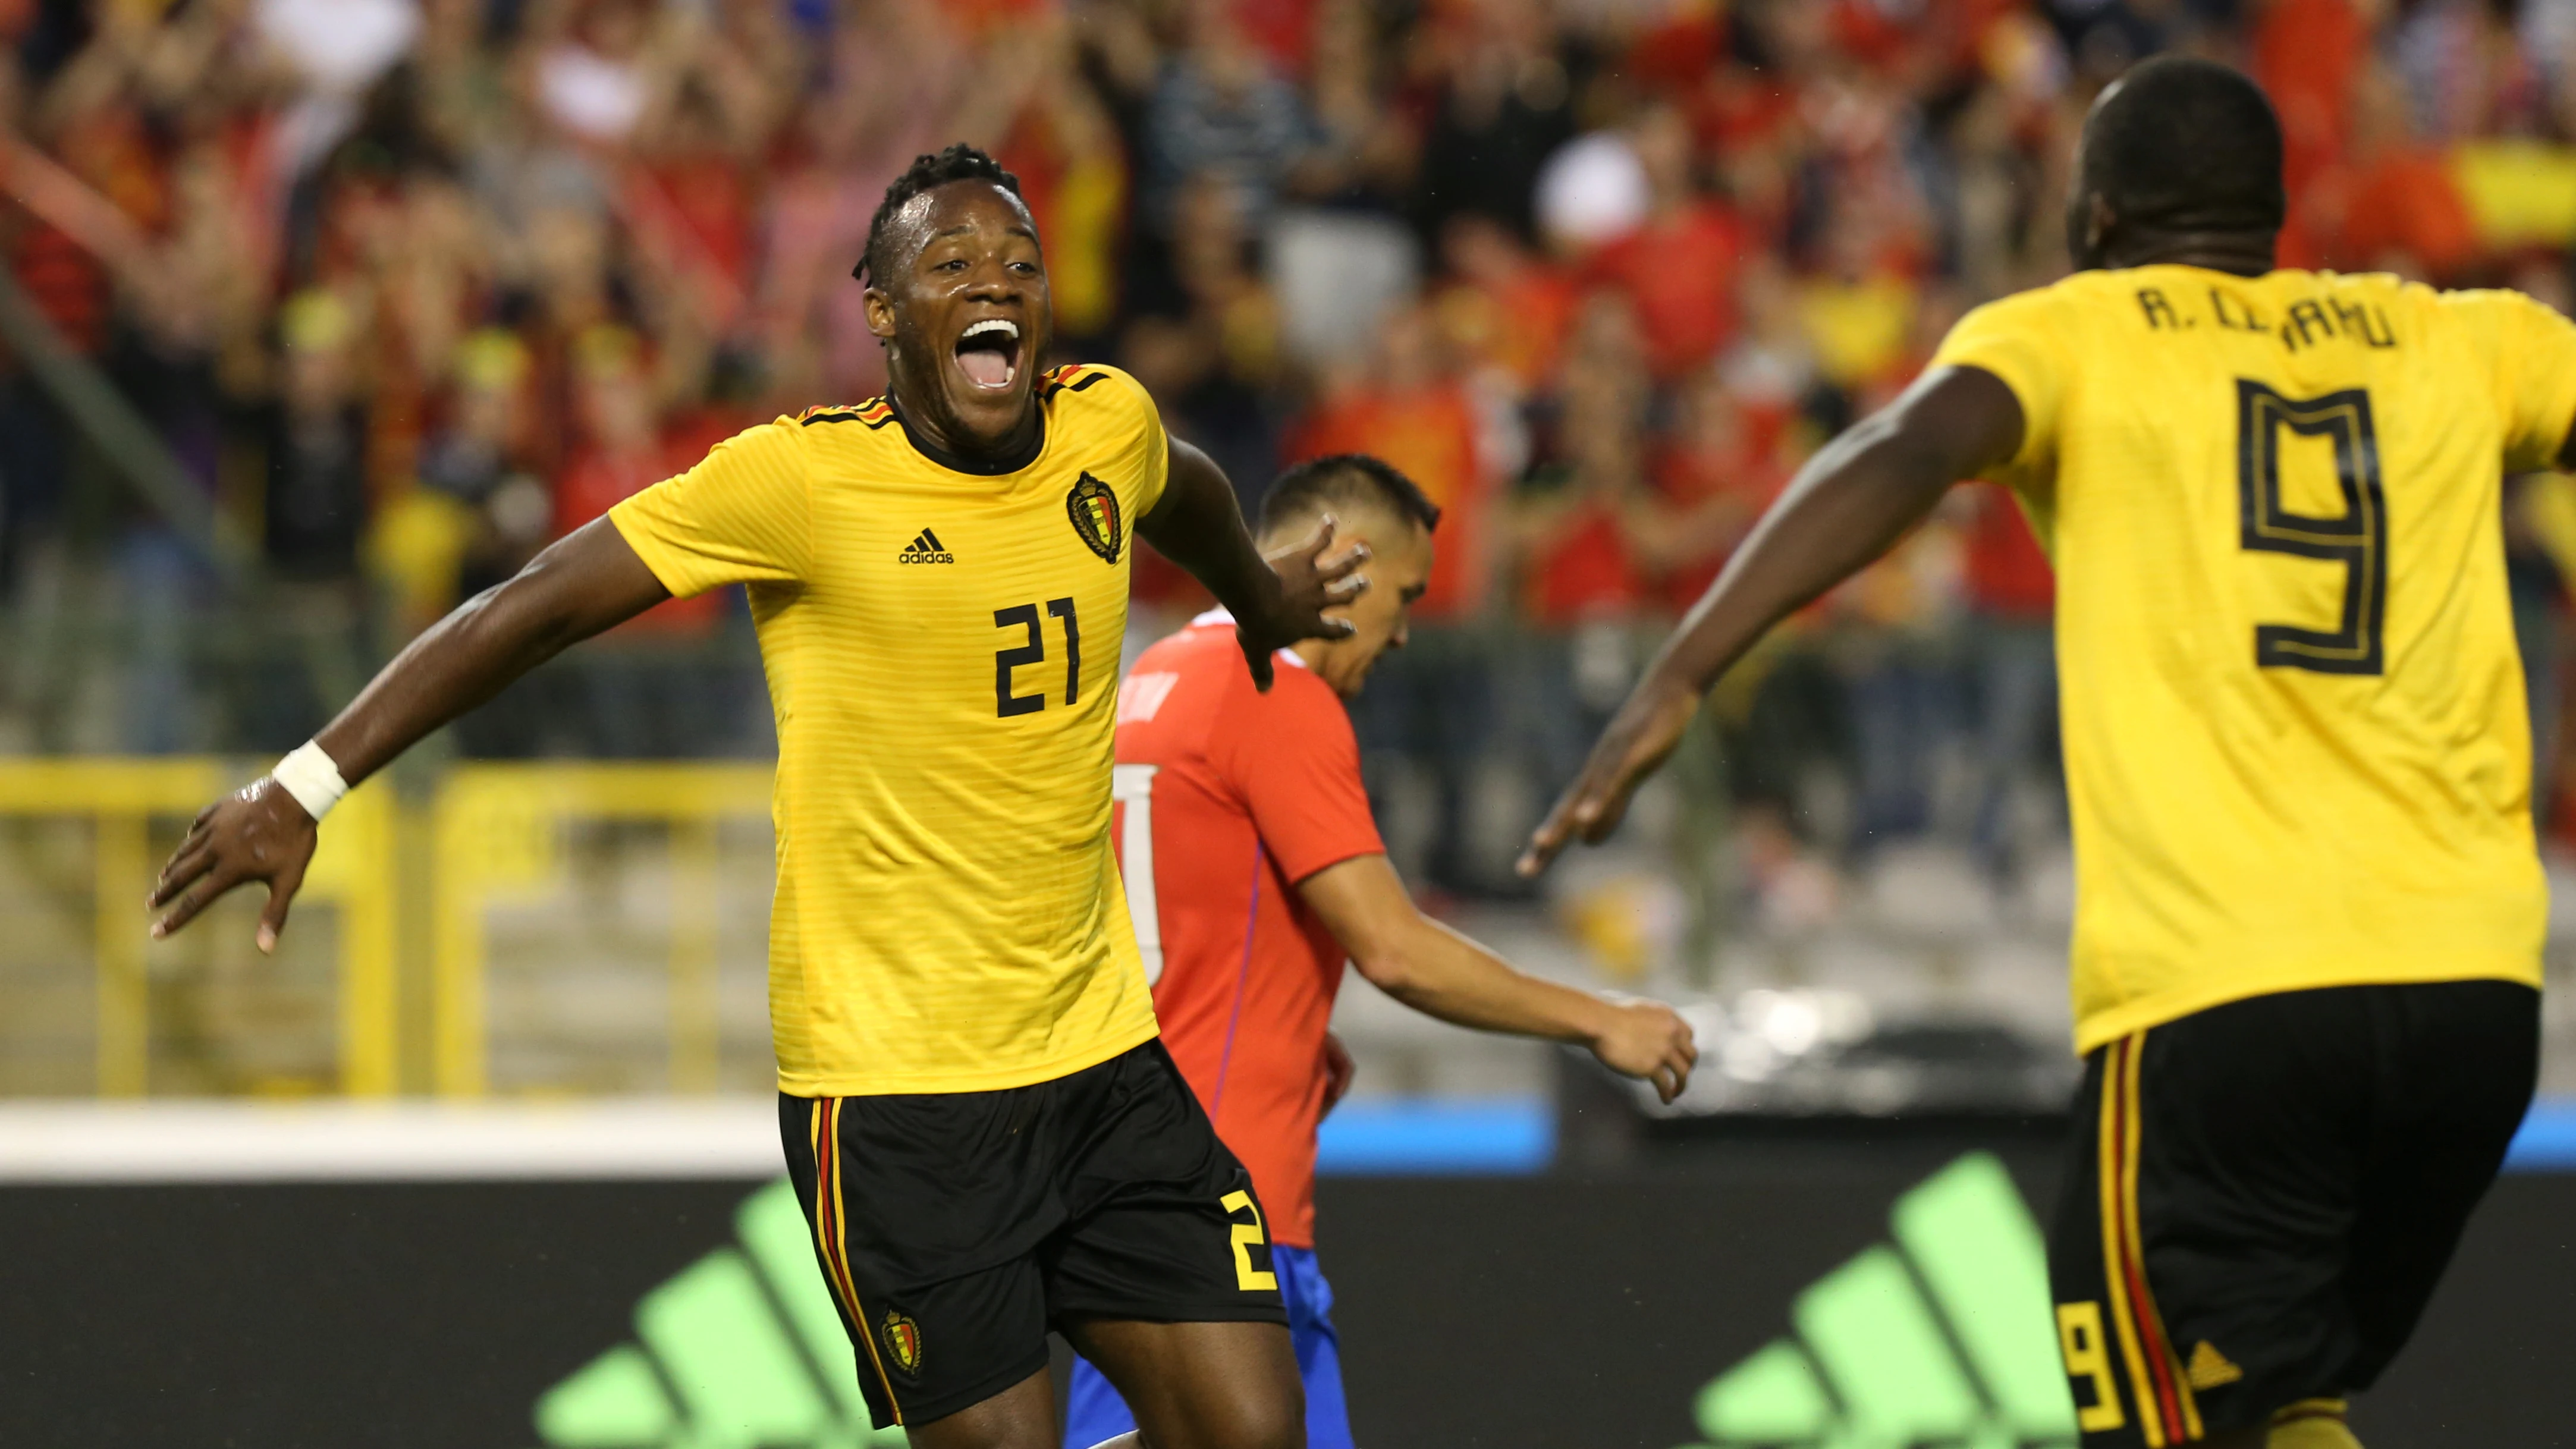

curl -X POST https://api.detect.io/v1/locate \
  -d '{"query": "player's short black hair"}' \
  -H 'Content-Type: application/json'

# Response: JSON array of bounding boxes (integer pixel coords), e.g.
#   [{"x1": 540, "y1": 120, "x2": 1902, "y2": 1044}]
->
[
  {"x1": 855, "y1": 144, "x2": 1027, "y2": 284},
  {"x1": 2084, "y1": 56, "x2": 2285, "y2": 236},
  {"x1": 1259, "y1": 454, "x2": 1441, "y2": 536}
]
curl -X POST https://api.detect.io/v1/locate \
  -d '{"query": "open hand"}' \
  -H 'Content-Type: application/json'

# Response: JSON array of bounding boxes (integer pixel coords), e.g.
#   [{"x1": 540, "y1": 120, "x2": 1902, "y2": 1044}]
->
[
  {"x1": 147, "y1": 777, "x2": 318, "y2": 953},
  {"x1": 1236, "y1": 514, "x2": 1369, "y2": 690},
  {"x1": 1589, "y1": 998, "x2": 1698, "y2": 1105},
  {"x1": 1516, "y1": 675, "x2": 1701, "y2": 878}
]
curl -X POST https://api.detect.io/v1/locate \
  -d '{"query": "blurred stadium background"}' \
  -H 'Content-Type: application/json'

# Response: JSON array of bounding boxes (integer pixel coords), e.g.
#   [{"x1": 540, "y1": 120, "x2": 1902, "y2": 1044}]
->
[{"x1": 4, "y1": 0, "x2": 2576, "y2": 1445}]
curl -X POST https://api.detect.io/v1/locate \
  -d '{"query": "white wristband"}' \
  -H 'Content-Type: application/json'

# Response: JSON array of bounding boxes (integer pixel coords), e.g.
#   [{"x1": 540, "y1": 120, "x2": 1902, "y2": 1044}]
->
[{"x1": 272, "y1": 741, "x2": 349, "y2": 823}]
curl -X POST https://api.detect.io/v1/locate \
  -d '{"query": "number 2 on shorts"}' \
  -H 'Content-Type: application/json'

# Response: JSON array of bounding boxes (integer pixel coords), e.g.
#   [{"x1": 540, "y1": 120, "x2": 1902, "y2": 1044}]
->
[{"x1": 1221, "y1": 1189, "x2": 1278, "y2": 1291}]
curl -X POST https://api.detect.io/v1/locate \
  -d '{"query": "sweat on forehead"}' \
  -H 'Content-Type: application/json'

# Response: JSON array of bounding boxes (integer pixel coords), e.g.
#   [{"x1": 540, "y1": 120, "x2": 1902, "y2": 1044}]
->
[{"x1": 868, "y1": 181, "x2": 1036, "y2": 281}]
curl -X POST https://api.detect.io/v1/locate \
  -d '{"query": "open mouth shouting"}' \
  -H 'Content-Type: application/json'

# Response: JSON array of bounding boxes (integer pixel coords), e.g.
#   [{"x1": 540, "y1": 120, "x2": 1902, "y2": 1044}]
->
[{"x1": 954, "y1": 318, "x2": 1022, "y2": 391}]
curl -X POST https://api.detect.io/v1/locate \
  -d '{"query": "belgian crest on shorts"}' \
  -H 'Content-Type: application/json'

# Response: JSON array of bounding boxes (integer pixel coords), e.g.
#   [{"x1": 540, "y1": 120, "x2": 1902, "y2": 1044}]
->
[
  {"x1": 1067, "y1": 472, "x2": 1123, "y2": 564},
  {"x1": 882, "y1": 1309, "x2": 923, "y2": 1376}
]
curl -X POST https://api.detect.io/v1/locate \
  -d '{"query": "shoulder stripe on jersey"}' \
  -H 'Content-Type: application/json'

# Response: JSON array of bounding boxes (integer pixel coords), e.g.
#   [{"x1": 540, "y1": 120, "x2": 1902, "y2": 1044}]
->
[
  {"x1": 1040, "y1": 367, "x2": 1114, "y2": 403},
  {"x1": 802, "y1": 398, "x2": 897, "y2": 429}
]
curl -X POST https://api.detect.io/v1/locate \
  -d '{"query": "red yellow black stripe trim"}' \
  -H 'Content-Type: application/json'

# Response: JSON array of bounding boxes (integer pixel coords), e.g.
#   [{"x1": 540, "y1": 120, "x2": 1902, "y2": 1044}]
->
[
  {"x1": 2099, "y1": 1034, "x2": 2206, "y2": 1443},
  {"x1": 800, "y1": 398, "x2": 898, "y2": 429},
  {"x1": 2117, "y1": 1036, "x2": 2204, "y2": 1439},
  {"x1": 811, "y1": 1099, "x2": 903, "y2": 1423},
  {"x1": 2098, "y1": 1035, "x2": 2166, "y2": 1445},
  {"x1": 1039, "y1": 365, "x2": 1111, "y2": 402}
]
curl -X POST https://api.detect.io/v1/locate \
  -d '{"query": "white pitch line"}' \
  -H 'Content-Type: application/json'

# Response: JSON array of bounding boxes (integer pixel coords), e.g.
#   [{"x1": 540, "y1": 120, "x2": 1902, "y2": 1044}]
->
[{"x1": 0, "y1": 1099, "x2": 786, "y2": 1182}]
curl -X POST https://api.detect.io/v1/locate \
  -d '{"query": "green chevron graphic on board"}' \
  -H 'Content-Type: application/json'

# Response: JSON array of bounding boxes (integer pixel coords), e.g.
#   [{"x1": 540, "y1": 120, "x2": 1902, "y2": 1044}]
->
[
  {"x1": 530, "y1": 1179, "x2": 905, "y2": 1448},
  {"x1": 534, "y1": 1153, "x2": 2079, "y2": 1449},
  {"x1": 1685, "y1": 1152, "x2": 2080, "y2": 1449}
]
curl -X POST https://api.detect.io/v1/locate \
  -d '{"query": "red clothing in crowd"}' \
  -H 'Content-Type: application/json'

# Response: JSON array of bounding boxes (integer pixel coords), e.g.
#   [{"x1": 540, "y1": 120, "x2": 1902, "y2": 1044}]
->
[
  {"x1": 1584, "y1": 203, "x2": 1749, "y2": 379},
  {"x1": 1435, "y1": 265, "x2": 1581, "y2": 396},
  {"x1": 1113, "y1": 615, "x2": 1386, "y2": 1248},
  {"x1": 1290, "y1": 385, "x2": 1488, "y2": 619},
  {"x1": 2254, "y1": 0, "x2": 2368, "y2": 199},
  {"x1": 1524, "y1": 499, "x2": 1642, "y2": 624},
  {"x1": 1651, "y1": 439, "x2": 1788, "y2": 611},
  {"x1": 14, "y1": 221, "x2": 106, "y2": 354},
  {"x1": 1233, "y1": 0, "x2": 1320, "y2": 74},
  {"x1": 555, "y1": 434, "x2": 725, "y2": 633},
  {"x1": 2280, "y1": 148, "x2": 2478, "y2": 280}
]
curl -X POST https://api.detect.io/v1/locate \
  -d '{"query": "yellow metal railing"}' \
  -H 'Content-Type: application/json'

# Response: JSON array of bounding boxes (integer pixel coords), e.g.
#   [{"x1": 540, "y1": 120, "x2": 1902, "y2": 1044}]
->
[
  {"x1": 0, "y1": 758, "x2": 398, "y2": 1096},
  {"x1": 429, "y1": 763, "x2": 773, "y2": 1098},
  {"x1": 0, "y1": 758, "x2": 772, "y2": 1098}
]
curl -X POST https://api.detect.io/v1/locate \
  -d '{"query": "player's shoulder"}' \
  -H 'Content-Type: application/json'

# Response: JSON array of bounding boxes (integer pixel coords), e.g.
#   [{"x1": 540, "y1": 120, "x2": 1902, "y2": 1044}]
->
[
  {"x1": 1041, "y1": 361, "x2": 1142, "y2": 407},
  {"x1": 646, "y1": 411, "x2": 819, "y2": 489},
  {"x1": 1041, "y1": 362, "x2": 1160, "y2": 431},
  {"x1": 1938, "y1": 276, "x2": 2087, "y2": 354},
  {"x1": 1117, "y1": 623, "x2": 1236, "y2": 738},
  {"x1": 1125, "y1": 620, "x2": 1340, "y2": 720},
  {"x1": 2274, "y1": 267, "x2": 2453, "y2": 319},
  {"x1": 2424, "y1": 279, "x2": 2569, "y2": 337},
  {"x1": 1130, "y1": 620, "x2": 1230, "y2": 677}
]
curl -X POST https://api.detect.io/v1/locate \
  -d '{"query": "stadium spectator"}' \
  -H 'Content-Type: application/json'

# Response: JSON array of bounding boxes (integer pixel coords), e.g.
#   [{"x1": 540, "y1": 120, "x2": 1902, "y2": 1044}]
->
[
  {"x1": 1413, "y1": 0, "x2": 1579, "y2": 244},
  {"x1": 1581, "y1": 101, "x2": 1748, "y2": 381},
  {"x1": 260, "y1": 291, "x2": 370, "y2": 583},
  {"x1": 1141, "y1": 0, "x2": 1322, "y2": 239}
]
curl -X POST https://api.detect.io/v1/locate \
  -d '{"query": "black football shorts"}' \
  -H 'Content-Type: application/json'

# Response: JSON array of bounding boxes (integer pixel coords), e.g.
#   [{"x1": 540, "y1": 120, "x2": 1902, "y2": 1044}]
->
[
  {"x1": 779, "y1": 1039, "x2": 1287, "y2": 1430},
  {"x1": 2049, "y1": 980, "x2": 2537, "y2": 1445}
]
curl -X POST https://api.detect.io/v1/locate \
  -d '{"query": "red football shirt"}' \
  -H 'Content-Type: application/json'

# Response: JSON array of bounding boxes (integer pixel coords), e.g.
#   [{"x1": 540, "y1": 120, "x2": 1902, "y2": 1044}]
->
[{"x1": 1112, "y1": 614, "x2": 1384, "y2": 1248}]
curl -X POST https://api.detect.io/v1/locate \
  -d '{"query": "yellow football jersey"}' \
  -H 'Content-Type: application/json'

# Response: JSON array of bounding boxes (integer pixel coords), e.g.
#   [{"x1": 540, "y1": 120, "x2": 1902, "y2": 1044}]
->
[
  {"x1": 610, "y1": 364, "x2": 1167, "y2": 1096},
  {"x1": 1930, "y1": 267, "x2": 2576, "y2": 1052}
]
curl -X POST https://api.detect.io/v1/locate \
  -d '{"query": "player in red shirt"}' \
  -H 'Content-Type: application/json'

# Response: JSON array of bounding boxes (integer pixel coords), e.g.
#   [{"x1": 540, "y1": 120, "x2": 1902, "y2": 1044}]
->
[{"x1": 1063, "y1": 455, "x2": 1698, "y2": 1449}]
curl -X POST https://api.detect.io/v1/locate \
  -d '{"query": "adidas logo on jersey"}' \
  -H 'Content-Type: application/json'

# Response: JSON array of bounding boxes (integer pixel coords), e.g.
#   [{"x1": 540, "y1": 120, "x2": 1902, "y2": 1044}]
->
[{"x1": 899, "y1": 529, "x2": 953, "y2": 564}]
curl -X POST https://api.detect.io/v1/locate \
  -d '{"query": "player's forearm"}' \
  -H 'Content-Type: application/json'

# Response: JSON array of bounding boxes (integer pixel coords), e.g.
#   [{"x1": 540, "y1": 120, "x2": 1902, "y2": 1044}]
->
[
  {"x1": 315, "y1": 520, "x2": 667, "y2": 782},
  {"x1": 1640, "y1": 366, "x2": 2022, "y2": 701},
  {"x1": 1137, "y1": 439, "x2": 1282, "y2": 623},
  {"x1": 1358, "y1": 915, "x2": 1616, "y2": 1047},
  {"x1": 1642, "y1": 420, "x2": 1952, "y2": 700}
]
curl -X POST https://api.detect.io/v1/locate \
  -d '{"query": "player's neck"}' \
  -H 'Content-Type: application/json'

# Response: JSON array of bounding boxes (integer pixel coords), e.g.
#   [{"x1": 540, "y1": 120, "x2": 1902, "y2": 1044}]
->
[
  {"x1": 885, "y1": 374, "x2": 1041, "y2": 471},
  {"x1": 2103, "y1": 229, "x2": 2277, "y2": 278}
]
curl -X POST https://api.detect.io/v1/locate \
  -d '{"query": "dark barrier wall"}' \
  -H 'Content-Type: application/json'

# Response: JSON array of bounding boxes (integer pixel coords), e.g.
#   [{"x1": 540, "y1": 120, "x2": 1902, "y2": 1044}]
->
[
  {"x1": 1320, "y1": 1150, "x2": 2576, "y2": 1448},
  {"x1": 6, "y1": 1153, "x2": 2571, "y2": 1447}
]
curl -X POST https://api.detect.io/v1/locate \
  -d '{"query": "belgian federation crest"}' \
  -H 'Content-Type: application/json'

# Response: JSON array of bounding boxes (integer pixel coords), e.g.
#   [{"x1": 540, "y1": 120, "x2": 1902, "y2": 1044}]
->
[
  {"x1": 1067, "y1": 472, "x2": 1124, "y2": 564},
  {"x1": 882, "y1": 1309, "x2": 923, "y2": 1376}
]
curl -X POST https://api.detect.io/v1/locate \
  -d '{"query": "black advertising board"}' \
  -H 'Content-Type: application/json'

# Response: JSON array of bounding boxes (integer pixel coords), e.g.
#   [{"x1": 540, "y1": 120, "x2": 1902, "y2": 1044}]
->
[{"x1": 5, "y1": 1146, "x2": 2570, "y2": 1447}]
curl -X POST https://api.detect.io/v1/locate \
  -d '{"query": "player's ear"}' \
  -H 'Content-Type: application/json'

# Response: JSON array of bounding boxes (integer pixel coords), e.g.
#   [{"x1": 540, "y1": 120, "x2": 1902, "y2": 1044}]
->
[{"x1": 863, "y1": 287, "x2": 897, "y2": 341}]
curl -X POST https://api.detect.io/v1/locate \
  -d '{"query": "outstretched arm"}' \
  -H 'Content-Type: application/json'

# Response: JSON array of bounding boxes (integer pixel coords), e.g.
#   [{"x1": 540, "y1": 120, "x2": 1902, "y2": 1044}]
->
[
  {"x1": 1138, "y1": 437, "x2": 1366, "y2": 690},
  {"x1": 1298, "y1": 853, "x2": 1699, "y2": 1102},
  {"x1": 1518, "y1": 364, "x2": 2027, "y2": 876},
  {"x1": 150, "y1": 519, "x2": 672, "y2": 947}
]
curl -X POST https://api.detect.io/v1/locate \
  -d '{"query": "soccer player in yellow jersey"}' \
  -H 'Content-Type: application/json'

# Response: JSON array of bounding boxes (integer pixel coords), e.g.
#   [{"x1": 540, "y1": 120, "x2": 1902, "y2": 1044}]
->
[
  {"x1": 147, "y1": 146, "x2": 1365, "y2": 1449},
  {"x1": 1521, "y1": 59, "x2": 2564, "y2": 1449}
]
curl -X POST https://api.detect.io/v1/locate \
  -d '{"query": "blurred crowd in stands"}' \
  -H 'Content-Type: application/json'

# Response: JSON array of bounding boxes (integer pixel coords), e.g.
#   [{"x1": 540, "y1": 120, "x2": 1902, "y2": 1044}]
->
[{"x1": 5, "y1": 0, "x2": 2576, "y2": 911}]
